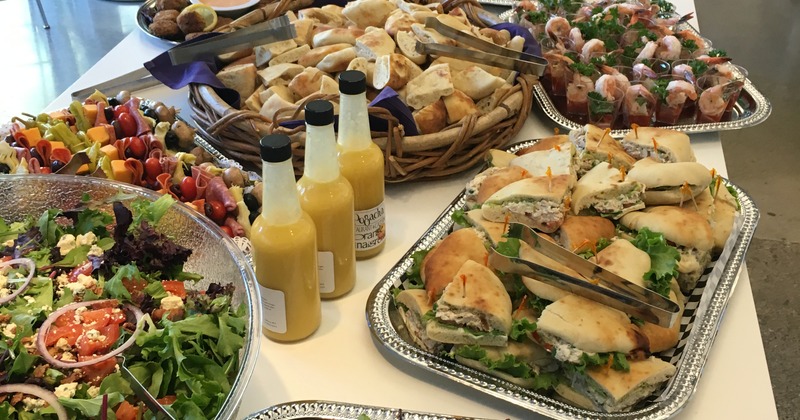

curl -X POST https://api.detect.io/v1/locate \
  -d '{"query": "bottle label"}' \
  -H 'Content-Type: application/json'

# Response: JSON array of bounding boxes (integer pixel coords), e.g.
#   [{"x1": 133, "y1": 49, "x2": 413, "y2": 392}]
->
[
  {"x1": 259, "y1": 285, "x2": 287, "y2": 334},
  {"x1": 318, "y1": 251, "x2": 334, "y2": 293},
  {"x1": 354, "y1": 202, "x2": 386, "y2": 251}
]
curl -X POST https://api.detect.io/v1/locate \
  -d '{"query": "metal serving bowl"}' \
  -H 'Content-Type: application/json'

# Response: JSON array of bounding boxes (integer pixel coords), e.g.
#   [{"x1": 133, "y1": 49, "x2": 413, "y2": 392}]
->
[{"x1": 0, "y1": 174, "x2": 261, "y2": 420}]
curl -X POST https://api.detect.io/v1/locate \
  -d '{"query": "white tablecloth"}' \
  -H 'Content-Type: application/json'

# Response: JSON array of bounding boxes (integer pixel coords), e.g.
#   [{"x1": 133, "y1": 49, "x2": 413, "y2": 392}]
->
[{"x1": 47, "y1": 1, "x2": 777, "y2": 418}]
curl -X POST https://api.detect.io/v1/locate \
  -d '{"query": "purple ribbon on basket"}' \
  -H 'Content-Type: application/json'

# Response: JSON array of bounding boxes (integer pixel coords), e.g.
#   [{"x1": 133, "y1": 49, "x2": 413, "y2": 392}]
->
[{"x1": 143, "y1": 33, "x2": 242, "y2": 109}]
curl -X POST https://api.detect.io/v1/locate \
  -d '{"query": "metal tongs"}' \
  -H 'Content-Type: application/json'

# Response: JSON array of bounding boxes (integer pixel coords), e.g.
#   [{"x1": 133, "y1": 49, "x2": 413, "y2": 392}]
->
[
  {"x1": 415, "y1": 17, "x2": 548, "y2": 76},
  {"x1": 489, "y1": 223, "x2": 680, "y2": 328},
  {"x1": 116, "y1": 355, "x2": 177, "y2": 420},
  {"x1": 168, "y1": 15, "x2": 296, "y2": 65}
]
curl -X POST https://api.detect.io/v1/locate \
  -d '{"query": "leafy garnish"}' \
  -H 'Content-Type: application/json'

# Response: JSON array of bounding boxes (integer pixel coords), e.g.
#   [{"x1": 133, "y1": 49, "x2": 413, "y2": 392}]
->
[
  {"x1": 495, "y1": 238, "x2": 521, "y2": 258},
  {"x1": 569, "y1": 61, "x2": 596, "y2": 77},
  {"x1": 588, "y1": 91, "x2": 614, "y2": 115},
  {"x1": 708, "y1": 48, "x2": 728, "y2": 57},
  {"x1": 451, "y1": 209, "x2": 470, "y2": 227},
  {"x1": 510, "y1": 318, "x2": 537, "y2": 341},
  {"x1": 403, "y1": 249, "x2": 429, "y2": 289},
  {"x1": 629, "y1": 228, "x2": 680, "y2": 297},
  {"x1": 681, "y1": 39, "x2": 698, "y2": 52}
]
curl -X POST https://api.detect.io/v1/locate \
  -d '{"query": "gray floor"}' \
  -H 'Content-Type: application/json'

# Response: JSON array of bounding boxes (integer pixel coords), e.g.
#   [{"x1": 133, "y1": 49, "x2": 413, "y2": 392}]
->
[{"x1": 0, "y1": 0, "x2": 798, "y2": 417}]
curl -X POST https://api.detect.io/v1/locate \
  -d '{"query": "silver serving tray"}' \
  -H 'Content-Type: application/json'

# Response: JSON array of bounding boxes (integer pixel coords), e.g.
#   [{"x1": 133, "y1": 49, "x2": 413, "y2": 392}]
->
[
  {"x1": 365, "y1": 139, "x2": 760, "y2": 419},
  {"x1": 498, "y1": 9, "x2": 772, "y2": 136},
  {"x1": 245, "y1": 400, "x2": 493, "y2": 420}
]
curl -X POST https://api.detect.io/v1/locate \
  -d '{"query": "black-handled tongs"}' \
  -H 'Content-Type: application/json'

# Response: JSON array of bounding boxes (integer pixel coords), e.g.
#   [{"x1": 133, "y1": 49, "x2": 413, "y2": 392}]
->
[
  {"x1": 415, "y1": 17, "x2": 548, "y2": 76},
  {"x1": 489, "y1": 223, "x2": 680, "y2": 328},
  {"x1": 168, "y1": 15, "x2": 296, "y2": 65}
]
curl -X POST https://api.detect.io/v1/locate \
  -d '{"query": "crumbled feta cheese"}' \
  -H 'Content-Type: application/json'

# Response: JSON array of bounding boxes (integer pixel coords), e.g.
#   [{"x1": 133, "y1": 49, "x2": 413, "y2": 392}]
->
[
  {"x1": 74, "y1": 306, "x2": 87, "y2": 324},
  {"x1": 76, "y1": 274, "x2": 97, "y2": 289},
  {"x1": 84, "y1": 329, "x2": 101, "y2": 341},
  {"x1": 54, "y1": 382, "x2": 78, "y2": 399},
  {"x1": 22, "y1": 397, "x2": 46, "y2": 411},
  {"x1": 2, "y1": 239, "x2": 14, "y2": 247},
  {"x1": 57, "y1": 234, "x2": 77, "y2": 256},
  {"x1": 87, "y1": 386, "x2": 100, "y2": 398},
  {"x1": 56, "y1": 338, "x2": 71, "y2": 351},
  {"x1": 75, "y1": 232, "x2": 97, "y2": 247},
  {"x1": 56, "y1": 274, "x2": 70, "y2": 286},
  {"x1": 61, "y1": 351, "x2": 75, "y2": 362},
  {"x1": 161, "y1": 295, "x2": 185, "y2": 311},
  {"x1": 2, "y1": 323, "x2": 17, "y2": 338},
  {"x1": 87, "y1": 244, "x2": 104, "y2": 257},
  {"x1": 0, "y1": 272, "x2": 7, "y2": 288},
  {"x1": 0, "y1": 288, "x2": 9, "y2": 298},
  {"x1": 23, "y1": 296, "x2": 36, "y2": 305},
  {"x1": 65, "y1": 282, "x2": 86, "y2": 294}
]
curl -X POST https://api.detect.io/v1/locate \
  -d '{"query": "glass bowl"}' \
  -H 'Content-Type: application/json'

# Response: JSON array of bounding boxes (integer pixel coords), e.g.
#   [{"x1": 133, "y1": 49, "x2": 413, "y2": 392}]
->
[{"x1": 0, "y1": 174, "x2": 261, "y2": 420}]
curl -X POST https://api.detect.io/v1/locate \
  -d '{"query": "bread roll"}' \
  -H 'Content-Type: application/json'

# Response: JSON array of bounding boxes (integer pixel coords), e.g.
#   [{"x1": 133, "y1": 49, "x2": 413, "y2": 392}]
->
[
  {"x1": 298, "y1": 7, "x2": 346, "y2": 26},
  {"x1": 317, "y1": 47, "x2": 357, "y2": 73},
  {"x1": 318, "y1": 75, "x2": 339, "y2": 95},
  {"x1": 411, "y1": 23, "x2": 456, "y2": 46},
  {"x1": 435, "y1": 14, "x2": 470, "y2": 32},
  {"x1": 384, "y1": 9, "x2": 416, "y2": 37},
  {"x1": 373, "y1": 53, "x2": 422, "y2": 90},
  {"x1": 476, "y1": 84, "x2": 512, "y2": 114},
  {"x1": 355, "y1": 29, "x2": 396, "y2": 61},
  {"x1": 346, "y1": 57, "x2": 376, "y2": 88},
  {"x1": 288, "y1": 67, "x2": 325, "y2": 100},
  {"x1": 298, "y1": 43, "x2": 352, "y2": 67},
  {"x1": 413, "y1": 99, "x2": 447, "y2": 134},
  {"x1": 268, "y1": 44, "x2": 311, "y2": 67},
  {"x1": 260, "y1": 94, "x2": 296, "y2": 121},
  {"x1": 480, "y1": 28, "x2": 511, "y2": 46},
  {"x1": 452, "y1": 66, "x2": 507, "y2": 100},
  {"x1": 292, "y1": 19, "x2": 315, "y2": 46},
  {"x1": 443, "y1": 90, "x2": 478, "y2": 124},
  {"x1": 216, "y1": 63, "x2": 257, "y2": 100},
  {"x1": 405, "y1": 63, "x2": 454, "y2": 109},
  {"x1": 257, "y1": 63, "x2": 305, "y2": 87},
  {"x1": 342, "y1": 0, "x2": 397, "y2": 28},
  {"x1": 395, "y1": 30, "x2": 426, "y2": 65},
  {"x1": 312, "y1": 27, "x2": 365, "y2": 47},
  {"x1": 244, "y1": 85, "x2": 265, "y2": 112},
  {"x1": 254, "y1": 39, "x2": 297, "y2": 67},
  {"x1": 259, "y1": 85, "x2": 295, "y2": 104}
]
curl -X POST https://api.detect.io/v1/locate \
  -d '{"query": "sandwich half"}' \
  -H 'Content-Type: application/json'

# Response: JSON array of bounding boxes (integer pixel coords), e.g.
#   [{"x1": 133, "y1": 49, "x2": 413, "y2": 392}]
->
[
  {"x1": 421, "y1": 227, "x2": 489, "y2": 300},
  {"x1": 395, "y1": 289, "x2": 444, "y2": 353},
  {"x1": 626, "y1": 158, "x2": 712, "y2": 206},
  {"x1": 426, "y1": 260, "x2": 513, "y2": 346},
  {"x1": 481, "y1": 175, "x2": 571, "y2": 233},
  {"x1": 620, "y1": 126, "x2": 696, "y2": 163},
  {"x1": 465, "y1": 166, "x2": 531, "y2": 208},
  {"x1": 553, "y1": 215, "x2": 616, "y2": 255},
  {"x1": 555, "y1": 356, "x2": 677, "y2": 412},
  {"x1": 571, "y1": 163, "x2": 646, "y2": 219},
  {"x1": 620, "y1": 206, "x2": 714, "y2": 293},
  {"x1": 510, "y1": 144, "x2": 577, "y2": 187},
  {"x1": 569, "y1": 124, "x2": 636, "y2": 176}
]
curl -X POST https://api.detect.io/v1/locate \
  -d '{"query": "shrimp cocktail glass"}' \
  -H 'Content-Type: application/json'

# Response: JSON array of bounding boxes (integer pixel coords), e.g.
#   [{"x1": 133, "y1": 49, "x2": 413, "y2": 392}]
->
[
  {"x1": 542, "y1": 42, "x2": 577, "y2": 97},
  {"x1": 695, "y1": 75, "x2": 741, "y2": 123},
  {"x1": 566, "y1": 62, "x2": 599, "y2": 115},
  {"x1": 622, "y1": 83, "x2": 657, "y2": 127},
  {"x1": 588, "y1": 85, "x2": 624, "y2": 128},
  {"x1": 651, "y1": 75, "x2": 698, "y2": 125}
]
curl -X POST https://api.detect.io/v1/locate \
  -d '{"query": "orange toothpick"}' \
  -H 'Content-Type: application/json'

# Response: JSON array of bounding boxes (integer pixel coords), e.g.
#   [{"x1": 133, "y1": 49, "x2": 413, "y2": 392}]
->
[
  {"x1": 652, "y1": 137, "x2": 659, "y2": 152},
  {"x1": 546, "y1": 166, "x2": 553, "y2": 192},
  {"x1": 502, "y1": 213, "x2": 511, "y2": 233},
  {"x1": 554, "y1": 127, "x2": 560, "y2": 135},
  {"x1": 598, "y1": 128, "x2": 611, "y2": 148},
  {"x1": 714, "y1": 175, "x2": 723, "y2": 199},
  {"x1": 554, "y1": 144, "x2": 562, "y2": 151},
  {"x1": 619, "y1": 165, "x2": 627, "y2": 181},
  {"x1": 631, "y1": 123, "x2": 640, "y2": 138},
  {"x1": 710, "y1": 168, "x2": 717, "y2": 179},
  {"x1": 515, "y1": 294, "x2": 529, "y2": 317},
  {"x1": 460, "y1": 274, "x2": 468, "y2": 298},
  {"x1": 573, "y1": 238, "x2": 592, "y2": 253}
]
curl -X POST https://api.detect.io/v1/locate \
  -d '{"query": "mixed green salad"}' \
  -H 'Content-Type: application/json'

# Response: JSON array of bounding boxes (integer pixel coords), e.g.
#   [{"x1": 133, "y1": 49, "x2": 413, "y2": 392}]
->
[{"x1": 0, "y1": 194, "x2": 246, "y2": 419}]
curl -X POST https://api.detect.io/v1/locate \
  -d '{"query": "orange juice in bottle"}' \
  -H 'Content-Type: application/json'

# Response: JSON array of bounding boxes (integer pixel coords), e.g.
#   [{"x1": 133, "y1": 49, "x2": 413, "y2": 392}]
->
[
  {"x1": 250, "y1": 134, "x2": 321, "y2": 341},
  {"x1": 337, "y1": 70, "x2": 386, "y2": 259},
  {"x1": 297, "y1": 100, "x2": 356, "y2": 299}
]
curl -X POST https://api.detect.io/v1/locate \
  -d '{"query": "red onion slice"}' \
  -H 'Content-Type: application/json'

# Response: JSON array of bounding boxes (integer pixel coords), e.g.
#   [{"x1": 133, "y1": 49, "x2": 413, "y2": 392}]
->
[
  {"x1": 0, "y1": 383, "x2": 68, "y2": 420},
  {"x1": 36, "y1": 299, "x2": 144, "y2": 369},
  {"x1": 0, "y1": 258, "x2": 35, "y2": 305}
]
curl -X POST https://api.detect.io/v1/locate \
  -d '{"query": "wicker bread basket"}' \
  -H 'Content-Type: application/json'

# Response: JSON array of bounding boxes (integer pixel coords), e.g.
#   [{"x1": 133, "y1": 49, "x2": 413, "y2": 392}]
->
[{"x1": 190, "y1": 0, "x2": 537, "y2": 182}]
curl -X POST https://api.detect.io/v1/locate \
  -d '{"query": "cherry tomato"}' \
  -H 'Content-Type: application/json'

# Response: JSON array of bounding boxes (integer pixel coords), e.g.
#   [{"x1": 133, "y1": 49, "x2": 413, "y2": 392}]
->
[
  {"x1": 162, "y1": 280, "x2": 187, "y2": 298},
  {"x1": 115, "y1": 401, "x2": 139, "y2": 420},
  {"x1": 117, "y1": 112, "x2": 137, "y2": 138},
  {"x1": 144, "y1": 157, "x2": 162, "y2": 180},
  {"x1": 81, "y1": 357, "x2": 118, "y2": 386},
  {"x1": 113, "y1": 105, "x2": 127, "y2": 120},
  {"x1": 220, "y1": 225, "x2": 234, "y2": 237},
  {"x1": 180, "y1": 176, "x2": 197, "y2": 202},
  {"x1": 45, "y1": 324, "x2": 84, "y2": 346},
  {"x1": 126, "y1": 136, "x2": 147, "y2": 160},
  {"x1": 204, "y1": 200, "x2": 227, "y2": 224}
]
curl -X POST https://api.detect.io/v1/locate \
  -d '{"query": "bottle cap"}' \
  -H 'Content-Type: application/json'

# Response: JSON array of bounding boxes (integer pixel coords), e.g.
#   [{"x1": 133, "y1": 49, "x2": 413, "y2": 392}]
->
[
  {"x1": 259, "y1": 134, "x2": 292, "y2": 163},
  {"x1": 339, "y1": 70, "x2": 367, "y2": 95},
  {"x1": 304, "y1": 100, "x2": 335, "y2": 126}
]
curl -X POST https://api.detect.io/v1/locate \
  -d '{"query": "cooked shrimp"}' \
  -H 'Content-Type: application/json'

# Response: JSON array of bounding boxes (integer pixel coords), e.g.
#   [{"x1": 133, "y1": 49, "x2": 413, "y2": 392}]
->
[
  {"x1": 655, "y1": 35, "x2": 682, "y2": 61},
  {"x1": 567, "y1": 73, "x2": 594, "y2": 103},
  {"x1": 595, "y1": 75, "x2": 621, "y2": 100},
  {"x1": 603, "y1": 2, "x2": 648, "y2": 17},
  {"x1": 546, "y1": 16, "x2": 571, "y2": 39},
  {"x1": 569, "y1": 27, "x2": 585, "y2": 52},
  {"x1": 666, "y1": 80, "x2": 698, "y2": 107},
  {"x1": 697, "y1": 83, "x2": 728, "y2": 117},
  {"x1": 624, "y1": 84, "x2": 656, "y2": 115},
  {"x1": 695, "y1": 55, "x2": 732, "y2": 65},
  {"x1": 581, "y1": 39, "x2": 606, "y2": 62},
  {"x1": 676, "y1": 29, "x2": 706, "y2": 48},
  {"x1": 517, "y1": 0, "x2": 542, "y2": 11},
  {"x1": 635, "y1": 41, "x2": 658, "y2": 62},
  {"x1": 706, "y1": 62, "x2": 736, "y2": 79},
  {"x1": 633, "y1": 63, "x2": 658, "y2": 80},
  {"x1": 672, "y1": 64, "x2": 695, "y2": 82},
  {"x1": 600, "y1": 65, "x2": 631, "y2": 93}
]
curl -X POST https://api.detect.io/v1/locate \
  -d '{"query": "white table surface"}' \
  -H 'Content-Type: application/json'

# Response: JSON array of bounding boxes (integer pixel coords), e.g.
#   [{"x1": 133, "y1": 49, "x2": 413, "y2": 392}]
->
[{"x1": 46, "y1": 1, "x2": 777, "y2": 418}]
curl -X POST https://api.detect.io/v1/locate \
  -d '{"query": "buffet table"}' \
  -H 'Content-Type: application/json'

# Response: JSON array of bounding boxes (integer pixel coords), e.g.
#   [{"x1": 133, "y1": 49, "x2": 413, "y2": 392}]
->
[{"x1": 47, "y1": 1, "x2": 777, "y2": 418}]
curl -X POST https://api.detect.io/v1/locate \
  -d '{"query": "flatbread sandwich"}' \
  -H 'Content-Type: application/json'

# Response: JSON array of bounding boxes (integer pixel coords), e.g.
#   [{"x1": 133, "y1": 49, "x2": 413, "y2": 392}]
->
[
  {"x1": 465, "y1": 166, "x2": 531, "y2": 208},
  {"x1": 620, "y1": 126, "x2": 696, "y2": 163},
  {"x1": 481, "y1": 175, "x2": 571, "y2": 233},
  {"x1": 426, "y1": 260, "x2": 513, "y2": 346},
  {"x1": 510, "y1": 143, "x2": 577, "y2": 187},
  {"x1": 395, "y1": 289, "x2": 444, "y2": 353},
  {"x1": 626, "y1": 158, "x2": 712, "y2": 206},
  {"x1": 421, "y1": 227, "x2": 489, "y2": 300},
  {"x1": 571, "y1": 163, "x2": 646, "y2": 219},
  {"x1": 553, "y1": 215, "x2": 616, "y2": 255},
  {"x1": 569, "y1": 124, "x2": 636, "y2": 176}
]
